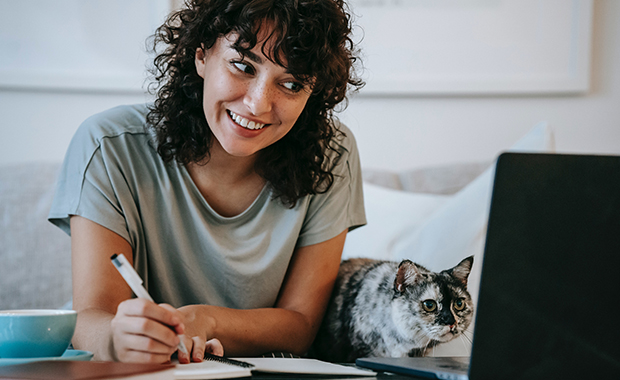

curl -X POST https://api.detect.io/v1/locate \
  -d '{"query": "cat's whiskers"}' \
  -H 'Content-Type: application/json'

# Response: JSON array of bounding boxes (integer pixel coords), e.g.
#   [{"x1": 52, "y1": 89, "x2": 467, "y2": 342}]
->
[
  {"x1": 462, "y1": 334, "x2": 473, "y2": 345},
  {"x1": 459, "y1": 333, "x2": 471, "y2": 353},
  {"x1": 462, "y1": 327, "x2": 475, "y2": 343},
  {"x1": 460, "y1": 329, "x2": 474, "y2": 346}
]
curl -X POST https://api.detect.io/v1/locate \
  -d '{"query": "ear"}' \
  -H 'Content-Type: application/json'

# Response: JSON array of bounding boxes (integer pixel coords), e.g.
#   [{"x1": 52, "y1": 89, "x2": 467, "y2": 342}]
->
[
  {"x1": 449, "y1": 256, "x2": 474, "y2": 287},
  {"x1": 195, "y1": 45, "x2": 207, "y2": 79},
  {"x1": 394, "y1": 260, "x2": 422, "y2": 293}
]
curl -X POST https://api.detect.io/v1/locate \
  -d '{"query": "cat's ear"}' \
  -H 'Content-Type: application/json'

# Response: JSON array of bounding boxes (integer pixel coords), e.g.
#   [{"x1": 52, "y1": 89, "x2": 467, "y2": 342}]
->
[
  {"x1": 394, "y1": 260, "x2": 422, "y2": 293},
  {"x1": 449, "y1": 256, "x2": 474, "y2": 286}
]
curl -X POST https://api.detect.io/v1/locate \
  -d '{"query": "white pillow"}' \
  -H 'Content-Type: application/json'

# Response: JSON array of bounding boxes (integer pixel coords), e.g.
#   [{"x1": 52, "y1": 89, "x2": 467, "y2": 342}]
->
[
  {"x1": 342, "y1": 122, "x2": 555, "y2": 357},
  {"x1": 342, "y1": 184, "x2": 449, "y2": 261}
]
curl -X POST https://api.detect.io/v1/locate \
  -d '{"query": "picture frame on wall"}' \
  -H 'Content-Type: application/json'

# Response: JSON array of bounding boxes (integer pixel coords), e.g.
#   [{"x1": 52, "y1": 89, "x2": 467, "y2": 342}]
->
[
  {"x1": 349, "y1": 0, "x2": 593, "y2": 95},
  {"x1": 0, "y1": 0, "x2": 593, "y2": 95}
]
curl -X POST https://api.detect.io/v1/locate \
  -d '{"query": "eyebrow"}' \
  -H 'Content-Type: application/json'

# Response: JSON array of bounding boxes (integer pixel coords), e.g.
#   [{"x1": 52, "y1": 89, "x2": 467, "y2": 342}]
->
[
  {"x1": 243, "y1": 50, "x2": 264, "y2": 64},
  {"x1": 230, "y1": 42, "x2": 299, "y2": 76},
  {"x1": 231, "y1": 43, "x2": 264, "y2": 64}
]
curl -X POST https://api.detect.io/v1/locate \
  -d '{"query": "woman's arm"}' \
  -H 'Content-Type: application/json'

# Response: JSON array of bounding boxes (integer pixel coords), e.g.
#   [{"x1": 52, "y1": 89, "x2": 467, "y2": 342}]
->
[
  {"x1": 72, "y1": 214, "x2": 346, "y2": 360},
  {"x1": 178, "y1": 229, "x2": 347, "y2": 357},
  {"x1": 70, "y1": 216, "x2": 185, "y2": 362}
]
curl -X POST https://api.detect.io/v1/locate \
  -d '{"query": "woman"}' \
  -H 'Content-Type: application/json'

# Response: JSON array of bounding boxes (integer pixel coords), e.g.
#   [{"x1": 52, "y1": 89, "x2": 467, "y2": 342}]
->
[{"x1": 49, "y1": 0, "x2": 365, "y2": 363}]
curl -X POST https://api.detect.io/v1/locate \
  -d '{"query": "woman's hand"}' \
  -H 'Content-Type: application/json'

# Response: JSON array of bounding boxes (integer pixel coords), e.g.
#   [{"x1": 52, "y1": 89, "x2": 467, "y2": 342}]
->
[
  {"x1": 110, "y1": 298, "x2": 185, "y2": 363},
  {"x1": 176, "y1": 305, "x2": 224, "y2": 364},
  {"x1": 70, "y1": 216, "x2": 220, "y2": 362},
  {"x1": 176, "y1": 336, "x2": 225, "y2": 364}
]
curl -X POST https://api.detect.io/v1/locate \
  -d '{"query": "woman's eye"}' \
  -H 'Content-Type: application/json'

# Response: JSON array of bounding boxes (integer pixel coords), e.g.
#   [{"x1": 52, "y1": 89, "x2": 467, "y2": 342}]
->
[
  {"x1": 454, "y1": 299, "x2": 465, "y2": 311},
  {"x1": 422, "y1": 300, "x2": 437, "y2": 312},
  {"x1": 282, "y1": 81, "x2": 304, "y2": 93},
  {"x1": 232, "y1": 61, "x2": 254, "y2": 74}
]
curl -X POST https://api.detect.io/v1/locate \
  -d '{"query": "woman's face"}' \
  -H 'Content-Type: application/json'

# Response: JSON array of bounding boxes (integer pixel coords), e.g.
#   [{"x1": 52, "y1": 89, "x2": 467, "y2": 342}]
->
[{"x1": 195, "y1": 29, "x2": 313, "y2": 158}]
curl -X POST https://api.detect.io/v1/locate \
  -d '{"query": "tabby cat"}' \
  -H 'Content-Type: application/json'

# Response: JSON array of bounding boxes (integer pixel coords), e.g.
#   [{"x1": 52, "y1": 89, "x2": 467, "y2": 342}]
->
[{"x1": 310, "y1": 256, "x2": 474, "y2": 362}]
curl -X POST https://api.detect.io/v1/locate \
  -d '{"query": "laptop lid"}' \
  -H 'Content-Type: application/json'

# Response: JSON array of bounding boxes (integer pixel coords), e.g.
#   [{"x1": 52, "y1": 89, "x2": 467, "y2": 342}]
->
[
  {"x1": 355, "y1": 356, "x2": 469, "y2": 380},
  {"x1": 357, "y1": 152, "x2": 620, "y2": 379},
  {"x1": 469, "y1": 152, "x2": 620, "y2": 379}
]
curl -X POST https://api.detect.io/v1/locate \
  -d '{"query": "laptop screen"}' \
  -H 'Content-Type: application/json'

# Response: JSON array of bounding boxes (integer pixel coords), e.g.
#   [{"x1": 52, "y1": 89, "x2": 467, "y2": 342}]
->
[{"x1": 469, "y1": 153, "x2": 620, "y2": 379}]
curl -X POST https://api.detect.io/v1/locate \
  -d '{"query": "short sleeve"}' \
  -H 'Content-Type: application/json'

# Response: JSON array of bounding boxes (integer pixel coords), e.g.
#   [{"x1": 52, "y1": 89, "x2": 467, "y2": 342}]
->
[
  {"x1": 296, "y1": 124, "x2": 366, "y2": 247},
  {"x1": 48, "y1": 104, "x2": 148, "y2": 246},
  {"x1": 74, "y1": 148, "x2": 134, "y2": 243}
]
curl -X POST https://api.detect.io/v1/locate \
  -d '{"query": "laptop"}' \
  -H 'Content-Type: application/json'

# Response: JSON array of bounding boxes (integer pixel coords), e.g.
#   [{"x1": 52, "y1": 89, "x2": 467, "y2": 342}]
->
[{"x1": 356, "y1": 152, "x2": 620, "y2": 379}]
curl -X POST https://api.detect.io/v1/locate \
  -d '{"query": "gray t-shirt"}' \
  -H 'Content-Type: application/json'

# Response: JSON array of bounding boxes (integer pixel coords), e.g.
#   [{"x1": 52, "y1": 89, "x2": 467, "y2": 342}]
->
[{"x1": 49, "y1": 104, "x2": 366, "y2": 309}]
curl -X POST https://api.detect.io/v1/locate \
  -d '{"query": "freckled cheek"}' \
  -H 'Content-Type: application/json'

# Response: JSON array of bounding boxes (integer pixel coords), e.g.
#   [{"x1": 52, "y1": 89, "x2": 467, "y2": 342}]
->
[
  {"x1": 256, "y1": 85, "x2": 272, "y2": 98},
  {"x1": 222, "y1": 80, "x2": 246, "y2": 99},
  {"x1": 205, "y1": 73, "x2": 245, "y2": 101},
  {"x1": 281, "y1": 99, "x2": 311, "y2": 125},
  {"x1": 258, "y1": 87, "x2": 283, "y2": 108}
]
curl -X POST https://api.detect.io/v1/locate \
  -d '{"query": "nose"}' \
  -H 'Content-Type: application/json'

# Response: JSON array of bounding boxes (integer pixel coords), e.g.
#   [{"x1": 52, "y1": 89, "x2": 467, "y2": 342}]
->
[
  {"x1": 437, "y1": 308, "x2": 456, "y2": 327},
  {"x1": 244, "y1": 79, "x2": 273, "y2": 116}
]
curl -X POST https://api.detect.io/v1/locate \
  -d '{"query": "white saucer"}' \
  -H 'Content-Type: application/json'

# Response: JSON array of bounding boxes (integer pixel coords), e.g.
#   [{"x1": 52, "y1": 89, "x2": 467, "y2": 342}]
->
[{"x1": 0, "y1": 349, "x2": 93, "y2": 366}]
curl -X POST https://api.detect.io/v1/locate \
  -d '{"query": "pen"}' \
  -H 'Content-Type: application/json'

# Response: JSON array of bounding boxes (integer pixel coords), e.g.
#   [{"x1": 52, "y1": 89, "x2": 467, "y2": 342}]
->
[{"x1": 110, "y1": 253, "x2": 188, "y2": 355}]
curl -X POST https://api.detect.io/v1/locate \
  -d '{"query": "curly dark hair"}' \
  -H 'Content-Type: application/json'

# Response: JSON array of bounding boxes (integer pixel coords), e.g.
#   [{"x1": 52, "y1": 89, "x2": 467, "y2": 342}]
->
[{"x1": 147, "y1": 0, "x2": 363, "y2": 207}]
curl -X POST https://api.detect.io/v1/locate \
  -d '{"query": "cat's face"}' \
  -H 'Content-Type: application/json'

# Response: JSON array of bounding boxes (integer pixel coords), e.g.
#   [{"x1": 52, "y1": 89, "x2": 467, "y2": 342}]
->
[{"x1": 392, "y1": 257, "x2": 474, "y2": 344}]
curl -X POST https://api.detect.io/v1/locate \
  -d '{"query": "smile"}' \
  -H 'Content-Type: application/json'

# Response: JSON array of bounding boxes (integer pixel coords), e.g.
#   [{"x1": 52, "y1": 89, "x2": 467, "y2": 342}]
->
[{"x1": 228, "y1": 110, "x2": 267, "y2": 130}]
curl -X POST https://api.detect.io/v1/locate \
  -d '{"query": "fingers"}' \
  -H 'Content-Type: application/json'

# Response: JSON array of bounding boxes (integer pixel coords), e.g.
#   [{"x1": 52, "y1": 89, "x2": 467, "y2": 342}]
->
[
  {"x1": 118, "y1": 300, "x2": 185, "y2": 332},
  {"x1": 114, "y1": 302, "x2": 224, "y2": 365},
  {"x1": 111, "y1": 299, "x2": 185, "y2": 363},
  {"x1": 177, "y1": 334, "x2": 195, "y2": 364},
  {"x1": 205, "y1": 338, "x2": 225, "y2": 357},
  {"x1": 177, "y1": 337, "x2": 224, "y2": 364},
  {"x1": 112, "y1": 333, "x2": 177, "y2": 363},
  {"x1": 158, "y1": 303, "x2": 185, "y2": 335},
  {"x1": 178, "y1": 335, "x2": 207, "y2": 364},
  {"x1": 191, "y1": 336, "x2": 207, "y2": 362}
]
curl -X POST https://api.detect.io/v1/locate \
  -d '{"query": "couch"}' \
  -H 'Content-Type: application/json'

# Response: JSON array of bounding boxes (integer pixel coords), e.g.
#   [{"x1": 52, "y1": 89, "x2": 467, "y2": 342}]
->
[
  {"x1": 0, "y1": 162, "x2": 72, "y2": 310},
  {"x1": 0, "y1": 122, "x2": 553, "y2": 356}
]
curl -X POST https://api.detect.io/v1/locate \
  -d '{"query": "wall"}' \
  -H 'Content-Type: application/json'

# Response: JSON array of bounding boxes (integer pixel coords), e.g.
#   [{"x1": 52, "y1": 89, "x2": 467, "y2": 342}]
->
[
  {"x1": 0, "y1": 0, "x2": 618, "y2": 171},
  {"x1": 339, "y1": 0, "x2": 620, "y2": 171}
]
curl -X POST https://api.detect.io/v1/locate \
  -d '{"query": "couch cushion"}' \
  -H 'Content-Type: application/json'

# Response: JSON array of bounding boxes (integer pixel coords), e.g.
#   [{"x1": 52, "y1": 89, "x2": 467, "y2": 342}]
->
[
  {"x1": 363, "y1": 161, "x2": 490, "y2": 195},
  {"x1": 0, "y1": 162, "x2": 71, "y2": 309}
]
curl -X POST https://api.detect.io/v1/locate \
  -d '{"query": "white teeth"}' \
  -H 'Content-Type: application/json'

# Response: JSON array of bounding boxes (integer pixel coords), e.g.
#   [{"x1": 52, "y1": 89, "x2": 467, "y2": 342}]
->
[{"x1": 229, "y1": 111, "x2": 266, "y2": 130}]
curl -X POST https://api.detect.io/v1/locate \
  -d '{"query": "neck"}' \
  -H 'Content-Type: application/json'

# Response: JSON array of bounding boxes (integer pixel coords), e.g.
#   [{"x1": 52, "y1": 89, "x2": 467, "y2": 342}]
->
[
  {"x1": 184, "y1": 139, "x2": 266, "y2": 217},
  {"x1": 192, "y1": 138, "x2": 260, "y2": 185}
]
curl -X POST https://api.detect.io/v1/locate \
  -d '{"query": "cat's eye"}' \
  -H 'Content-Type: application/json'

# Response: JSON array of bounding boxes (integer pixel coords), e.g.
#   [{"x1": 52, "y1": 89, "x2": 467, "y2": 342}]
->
[
  {"x1": 454, "y1": 299, "x2": 465, "y2": 311},
  {"x1": 422, "y1": 300, "x2": 437, "y2": 312}
]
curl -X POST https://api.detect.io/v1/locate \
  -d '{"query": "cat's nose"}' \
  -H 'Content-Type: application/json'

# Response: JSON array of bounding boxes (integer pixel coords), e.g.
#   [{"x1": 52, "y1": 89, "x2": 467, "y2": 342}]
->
[{"x1": 438, "y1": 309, "x2": 456, "y2": 326}]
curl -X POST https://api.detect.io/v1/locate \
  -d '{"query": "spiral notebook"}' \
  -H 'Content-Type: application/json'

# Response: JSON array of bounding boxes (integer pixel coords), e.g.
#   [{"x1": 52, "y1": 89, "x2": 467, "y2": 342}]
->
[
  {"x1": 174, "y1": 353, "x2": 375, "y2": 379},
  {"x1": 174, "y1": 355, "x2": 252, "y2": 379},
  {"x1": 357, "y1": 153, "x2": 620, "y2": 379}
]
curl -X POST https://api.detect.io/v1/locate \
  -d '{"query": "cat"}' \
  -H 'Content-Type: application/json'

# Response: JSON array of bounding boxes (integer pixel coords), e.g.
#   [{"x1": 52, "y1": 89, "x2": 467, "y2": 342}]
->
[{"x1": 310, "y1": 256, "x2": 474, "y2": 363}]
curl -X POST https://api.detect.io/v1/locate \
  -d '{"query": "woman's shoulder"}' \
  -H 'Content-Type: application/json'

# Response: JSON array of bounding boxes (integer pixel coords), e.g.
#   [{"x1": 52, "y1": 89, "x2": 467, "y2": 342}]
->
[
  {"x1": 63, "y1": 103, "x2": 155, "y2": 168},
  {"x1": 78, "y1": 103, "x2": 151, "y2": 139}
]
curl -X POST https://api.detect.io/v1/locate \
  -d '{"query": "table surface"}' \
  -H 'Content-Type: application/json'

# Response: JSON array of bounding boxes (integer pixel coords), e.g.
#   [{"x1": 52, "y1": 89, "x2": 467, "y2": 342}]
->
[{"x1": 253, "y1": 371, "x2": 425, "y2": 380}]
